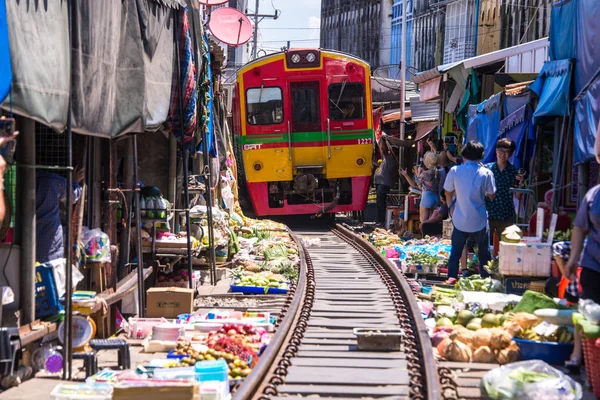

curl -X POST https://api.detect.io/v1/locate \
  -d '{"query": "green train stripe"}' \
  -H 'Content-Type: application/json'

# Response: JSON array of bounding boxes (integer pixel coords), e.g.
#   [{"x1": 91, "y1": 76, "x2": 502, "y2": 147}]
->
[{"x1": 239, "y1": 129, "x2": 374, "y2": 144}]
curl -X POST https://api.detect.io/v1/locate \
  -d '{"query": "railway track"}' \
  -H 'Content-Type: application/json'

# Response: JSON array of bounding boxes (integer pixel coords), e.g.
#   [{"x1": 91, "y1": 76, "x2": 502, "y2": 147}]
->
[{"x1": 234, "y1": 223, "x2": 443, "y2": 400}]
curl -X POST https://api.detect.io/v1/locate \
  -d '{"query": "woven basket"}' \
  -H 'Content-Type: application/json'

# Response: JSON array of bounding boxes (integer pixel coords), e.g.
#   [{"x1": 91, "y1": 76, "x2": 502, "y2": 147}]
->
[
  {"x1": 582, "y1": 335, "x2": 600, "y2": 397},
  {"x1": 528, "y1": 280, "x2": 547, "y2": 294}
]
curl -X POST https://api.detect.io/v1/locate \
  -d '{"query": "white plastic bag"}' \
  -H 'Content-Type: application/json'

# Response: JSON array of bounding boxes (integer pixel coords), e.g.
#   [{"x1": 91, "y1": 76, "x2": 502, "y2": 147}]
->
[
  {"x1": 579, "y1": 299, "x2": 600, "y2": 325},
  {"x1": 48, "y1": 258, "x2": 84, "y2": 299},
  {"x1": 481, "y1": 360, "x2": 582, "y2": 400}
]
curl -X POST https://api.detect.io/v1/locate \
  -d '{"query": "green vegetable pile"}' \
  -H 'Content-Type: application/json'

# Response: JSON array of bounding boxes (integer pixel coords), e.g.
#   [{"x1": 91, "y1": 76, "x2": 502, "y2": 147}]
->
[
  {"x1": 454, "y1": 275, "x2": 502, "y2": 292},
  {"x1": 263, "y1": 244, "x2": 289, "y2": 261},
  {"x1": 406, "y1": 252, "x2": 439, "y2": 266},
  {"x1": 512, "y1": 290, "x2": 568, "y2": 314},
  {"x1": 543, "y1": 229, "x2": 571, "y2": 242}
]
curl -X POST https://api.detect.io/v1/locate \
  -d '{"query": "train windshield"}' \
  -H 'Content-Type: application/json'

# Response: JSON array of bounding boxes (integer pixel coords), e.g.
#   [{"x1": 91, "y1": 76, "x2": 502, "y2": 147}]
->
[
  {"x1": 246, "y1": 87, "x2": 284, "y2": 125},
  {"x1": 328, "y1": 83, "x2": 365, "y2": 121}
]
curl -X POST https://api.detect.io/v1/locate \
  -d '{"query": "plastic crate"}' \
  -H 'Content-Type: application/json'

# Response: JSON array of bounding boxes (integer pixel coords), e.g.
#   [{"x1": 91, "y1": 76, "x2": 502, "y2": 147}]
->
[{"x1": 35, "y1": 264, "x2": 63, "y2": 319}]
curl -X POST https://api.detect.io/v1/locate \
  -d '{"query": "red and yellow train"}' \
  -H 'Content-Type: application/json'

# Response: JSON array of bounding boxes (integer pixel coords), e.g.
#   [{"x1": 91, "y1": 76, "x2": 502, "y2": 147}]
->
[{"x1": 232, "y1": 49, "x2": 374, "y2": 216}]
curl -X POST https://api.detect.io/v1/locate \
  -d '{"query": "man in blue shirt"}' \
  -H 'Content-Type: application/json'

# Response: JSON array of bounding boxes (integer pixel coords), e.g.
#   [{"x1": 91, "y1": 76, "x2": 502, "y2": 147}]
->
[
  {"x1": 444, "y1": 141, "x2": 496, "y2": 280},
  {"x1": 36, "y1": 167, "x2": 84, "y2": 263}
]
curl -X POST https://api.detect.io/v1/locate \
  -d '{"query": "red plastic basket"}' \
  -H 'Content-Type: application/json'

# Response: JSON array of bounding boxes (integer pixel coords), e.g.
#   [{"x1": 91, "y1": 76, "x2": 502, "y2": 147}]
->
[{"x1": 582, "y1": 334, "x2": 600, "y2": 397}]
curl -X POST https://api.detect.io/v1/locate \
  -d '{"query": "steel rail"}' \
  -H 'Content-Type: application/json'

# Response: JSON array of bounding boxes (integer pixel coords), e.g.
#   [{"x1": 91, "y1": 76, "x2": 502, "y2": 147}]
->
[{"x1": 234, "y1": 223, "x2": 441, "y2": 399}]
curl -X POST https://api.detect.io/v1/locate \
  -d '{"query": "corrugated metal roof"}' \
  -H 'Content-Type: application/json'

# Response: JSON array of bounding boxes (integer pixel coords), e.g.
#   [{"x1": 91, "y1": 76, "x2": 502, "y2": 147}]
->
[
  {"x1": 412, "y1": 68, "x2": 441, "y2": 84},
  {"x1": 371, "y1": 76, "x2": 418, "y2": 103},
  {"x1": 409, "y1": 97, "x2": 440, "y2": 122}
]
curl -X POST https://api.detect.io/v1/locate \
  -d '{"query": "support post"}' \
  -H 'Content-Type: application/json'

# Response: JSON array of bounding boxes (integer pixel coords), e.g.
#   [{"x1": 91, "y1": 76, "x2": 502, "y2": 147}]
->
[
  {"x1": 17, "y1": 117, "x2": 35, "y2": 325},
  {"x1": 399, "y1": 0, "x2": 407, "y2": 178},
  {"x1": 63, "y1": 110, "x2": 74, "y2": 380},
  {"x1": 252, "y1": 0, "x2": 259, "y2": 59},
  {"x1": 133, "y1": 136, "x2": 145, "y2": 317}
]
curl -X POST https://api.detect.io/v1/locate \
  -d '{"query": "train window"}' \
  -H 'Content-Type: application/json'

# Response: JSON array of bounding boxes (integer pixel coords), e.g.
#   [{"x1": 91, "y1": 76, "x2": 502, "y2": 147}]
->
[
  {"x1": 328, "y1": 82, "x2": 365, "y2": 121},
  {"x1": 246, "y1": 87, "x2": 284, "y2": 125},
  {"x1": 290, "y1": 81, "x2": 321, "y2": 131}
]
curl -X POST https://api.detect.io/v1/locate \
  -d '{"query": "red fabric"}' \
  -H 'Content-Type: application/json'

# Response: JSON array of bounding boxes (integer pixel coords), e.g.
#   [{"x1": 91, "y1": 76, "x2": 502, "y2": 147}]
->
[{"x1": 528, "y1": 205, "x2": 572, "y2": 234}]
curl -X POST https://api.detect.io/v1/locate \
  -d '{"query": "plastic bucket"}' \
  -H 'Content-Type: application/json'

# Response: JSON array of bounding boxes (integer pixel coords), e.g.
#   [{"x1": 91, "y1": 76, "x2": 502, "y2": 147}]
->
[{"x1": 513, "y1": 338, "x2": 573, "y2": 364}]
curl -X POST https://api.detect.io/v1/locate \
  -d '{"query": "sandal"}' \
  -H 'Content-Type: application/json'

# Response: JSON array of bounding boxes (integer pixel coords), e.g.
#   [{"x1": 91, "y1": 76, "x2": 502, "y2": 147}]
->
[{"x1": 565, "y1": 359, "x2": 581, "y2": 373}]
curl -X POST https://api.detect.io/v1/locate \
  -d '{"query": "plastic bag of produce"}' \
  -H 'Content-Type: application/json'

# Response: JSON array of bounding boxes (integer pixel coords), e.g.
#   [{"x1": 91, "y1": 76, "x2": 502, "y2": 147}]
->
[
  {"x1": 579, "y1": 299, "x2": 600, "y2": 325},
  {"x1": 481, "y1": 360, "x2": 582, "y2": 400},
  {"x1": 81, "y1": 228, "x2": 111, "y2": 262}
]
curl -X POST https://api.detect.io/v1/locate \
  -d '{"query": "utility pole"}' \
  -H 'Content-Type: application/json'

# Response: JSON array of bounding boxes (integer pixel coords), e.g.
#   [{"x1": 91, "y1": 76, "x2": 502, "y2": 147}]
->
[
  {"x1": 399, "y1": 0, "x2": 407, "y2": 172},
  {"x1": 248, "y1": 0, "x2": 280, "y2": 59}
]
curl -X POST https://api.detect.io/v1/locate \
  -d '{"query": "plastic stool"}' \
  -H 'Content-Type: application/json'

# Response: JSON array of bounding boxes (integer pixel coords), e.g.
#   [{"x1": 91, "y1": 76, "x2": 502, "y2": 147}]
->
[
  {"x1": 73, "y1": 350, "x2": 98, "y2": 377},
  {"x1": 89, "y1": 338, "x2": 130, "y2": 369}
]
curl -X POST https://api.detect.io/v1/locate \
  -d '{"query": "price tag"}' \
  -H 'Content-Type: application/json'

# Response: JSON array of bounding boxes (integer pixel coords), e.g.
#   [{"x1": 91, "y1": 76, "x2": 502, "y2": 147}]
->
[{"x1": 533, "y1": 320, "x2": 559, "y2": 337}]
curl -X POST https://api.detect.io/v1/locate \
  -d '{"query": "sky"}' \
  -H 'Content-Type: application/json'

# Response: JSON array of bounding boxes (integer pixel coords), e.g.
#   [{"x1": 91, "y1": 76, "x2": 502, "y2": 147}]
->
[{"x1": 252, "y1": 0, "x2": 322, "y2": 55}]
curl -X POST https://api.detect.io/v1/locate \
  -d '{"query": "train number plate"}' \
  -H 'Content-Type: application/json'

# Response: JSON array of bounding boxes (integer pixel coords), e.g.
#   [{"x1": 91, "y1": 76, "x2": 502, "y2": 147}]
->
[
  {"x1": 243, "y1": 144, "x2": 262, "y2": 150},
  {"x1": 358, "y1": 138, "x2": 372, "y2": 145}
]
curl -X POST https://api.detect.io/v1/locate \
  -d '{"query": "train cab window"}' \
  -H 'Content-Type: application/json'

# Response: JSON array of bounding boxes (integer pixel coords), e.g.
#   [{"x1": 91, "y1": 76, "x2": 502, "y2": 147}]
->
[
  {"x1": 328, "y1": 82, "x2": 365, "y2": 121},
  {"x1": 290, "y1": 82, "x2": 320, "y2": 131},
  {"x1": 246, "y1": 87, "x2": 284, "y2": 125}
]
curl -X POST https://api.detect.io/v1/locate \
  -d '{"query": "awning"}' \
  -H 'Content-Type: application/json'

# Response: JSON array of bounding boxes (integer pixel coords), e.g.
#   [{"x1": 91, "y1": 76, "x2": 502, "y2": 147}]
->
[
  {"x1": 3, "y1": 0, "x2": 178, "y2": 137},
  {"x1": 499, "y1": 104, "x2": 530, "y2": 169},
  {"x1": 529, "y1": 59, "x2": 572, "y2": 124},
  {"x1": 385, "y1": 136, "x2": 415, "y2": 148},
  {"x1": 0, "y1": 0, "x2": 10, "y2": 104},
  {"x1": 382, "y1": 109, "x2": 411, "y2": 124},
  {"x1": 410, "y1": 97, "x2": 439, "y2": 122},
  {"x1": 573, "y1": 68, "x2": 600, "y2": 164},
  {"x1": 465, "y1": 92, "x2": 503, "y2": 163},
  {"x1": 419, "y1": 76, "x2": 442, "y2": 102},
  {"x1": 445, "y1": 85, "x2": 464, "y2": 114},
  {"x1": 414, "y1": 121, "x2": 438, "y2": 141}
]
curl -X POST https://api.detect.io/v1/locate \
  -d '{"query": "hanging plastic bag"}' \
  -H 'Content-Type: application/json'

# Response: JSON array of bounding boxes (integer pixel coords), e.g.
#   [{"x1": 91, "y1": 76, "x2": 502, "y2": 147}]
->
[
  {"x1": 81, "y1": 228, "x2": 111, "y2": 262},
  {"x1": 481, "y1": 360, "x2": 582, "y2": 400},
  {"x1": 221, "y1": 181, "x2": 235, "y2": 211},
  {"x1": 579, "y1": 299, "x2": 600, "y2": 325}
]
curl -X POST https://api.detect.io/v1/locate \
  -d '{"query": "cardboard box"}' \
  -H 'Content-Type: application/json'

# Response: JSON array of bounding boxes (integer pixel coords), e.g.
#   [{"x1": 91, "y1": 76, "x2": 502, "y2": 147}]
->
[
  {"x1": 113, "y1": 382, "x2": 198, "y2": 400},
  {"x1": 499, "y1": 241, "x2": 552, "y2": 277},
  {"x1": 146, "y1": 287, "x2": 194, "y2": 318}
]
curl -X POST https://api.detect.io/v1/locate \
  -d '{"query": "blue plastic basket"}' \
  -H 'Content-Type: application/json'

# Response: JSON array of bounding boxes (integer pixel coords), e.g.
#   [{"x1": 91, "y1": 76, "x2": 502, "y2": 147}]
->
[
  {"x1": 35, "y1": 264, "x2": 63, "y2": 319},
  {"x1": 230, "y1": 279, "x2": 289, "y2": 295},
  {"x1": 513, "y1": 338, "x2": 574, "y2": 365}
]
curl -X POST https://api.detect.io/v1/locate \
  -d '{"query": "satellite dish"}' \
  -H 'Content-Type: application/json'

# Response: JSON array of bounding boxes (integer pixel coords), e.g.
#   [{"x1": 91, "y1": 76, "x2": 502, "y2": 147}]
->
[
  {"x1": 199, "y1": 0, "x2": 228, "y2": 5},
  {"x1": 208, "y1": 7, "x2": 253, "y2": 46}
]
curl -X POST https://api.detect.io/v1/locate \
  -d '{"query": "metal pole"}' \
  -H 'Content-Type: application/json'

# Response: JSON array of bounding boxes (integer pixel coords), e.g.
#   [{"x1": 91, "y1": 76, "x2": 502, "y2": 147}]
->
[
  {"x1": 204, "y1": 148, "x2": 217, "y2": 286},
  {"x1": 252, "y1": 0, "x2": 259, "y2": 59},
  {"x1": 63, "y1": 108, "x2": 74, "y2": 380},
  {"x1": 133, "y1": 136, "x2": 145, "y2": 317},
  {"x1": 399, "y1": 0, "x2": 407, "y2": 178},
  {"x1": 174, "y1": 11, "x2": 195, "y2": 288},
  {"x1": 17, "y1": 118, "x2": 36, "y2": 325}
]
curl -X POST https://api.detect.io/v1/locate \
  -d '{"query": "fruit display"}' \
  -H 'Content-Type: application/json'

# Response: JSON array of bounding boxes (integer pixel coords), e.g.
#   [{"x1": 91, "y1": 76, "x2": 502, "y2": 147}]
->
[
  {"x1": 170, "y1": 342, "x2": 253, "y2": 379},
  {"x1": 454, "y1": 275, "x2": 502, "y2": 293},
  {"x1": 436, "y1": 326, "x2": 520, "y2": 365},
  {"x1": 406, "y1": 252, "x2": 439, "y2": 266},
  {"x1": 231, "y1": 270, "x2": 290, "y2": 291}
]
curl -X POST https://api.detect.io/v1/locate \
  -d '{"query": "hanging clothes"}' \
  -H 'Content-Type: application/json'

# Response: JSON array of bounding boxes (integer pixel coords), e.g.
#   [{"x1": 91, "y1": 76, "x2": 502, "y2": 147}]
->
[
  {"x1": 456, "y1": 69, "x2": 481, "y2": 133},
  {"x1": 166, "y1": 7, "x2": 197, "y2": 146},
  {"x1": 0, "y1": 0, "x2": 11, "y2": 104},
  {"x1": 196, "y1": 32, "x2": 216, "y2": 157}
]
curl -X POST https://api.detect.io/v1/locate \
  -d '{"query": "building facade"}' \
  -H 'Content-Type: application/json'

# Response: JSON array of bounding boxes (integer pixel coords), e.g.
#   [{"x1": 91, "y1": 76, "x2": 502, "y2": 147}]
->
[
  {"x1": 320, "y1": 0, "x2": 392, "y2": 71},
  {"x1": 411, "y1": 0, "x2": 446, "y2": 72},
  {"x1": 389, "y1": 0, "x2": 414, "y2": 79},
  {"x1": 443, "y1": 0, "x2": 478, "y2": 64}
]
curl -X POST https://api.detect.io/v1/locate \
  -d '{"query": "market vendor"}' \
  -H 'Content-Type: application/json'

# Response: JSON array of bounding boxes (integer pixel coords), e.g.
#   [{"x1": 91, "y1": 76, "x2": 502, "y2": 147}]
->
[
  {"x1": 373, "y1": 134, "x2": 398, "y2": 226},
  {"x1": 444, "y1": 141, "x2": 496, "y2": 281},
  {"x1": 484, "y1": 138, "x2": 524, "y2": 250},
  {"x1": 36, "y1": 166, "x2": 85, "y2": 263}
]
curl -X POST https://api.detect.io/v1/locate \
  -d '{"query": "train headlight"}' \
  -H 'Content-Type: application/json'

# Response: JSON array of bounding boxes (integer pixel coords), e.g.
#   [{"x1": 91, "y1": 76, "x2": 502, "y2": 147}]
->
[
  {"x1": 291, "y1": 54, "x2": 301, "y2": 63},
  {"x1": 306, "y1": 52, "x2": 316, "y2": 62},
  {"x1": 253, "y1": 162, "x2": 263, "y2": 171},
  {"x1": 356, "y1": 157, "x2": 365, "y2": 166}
]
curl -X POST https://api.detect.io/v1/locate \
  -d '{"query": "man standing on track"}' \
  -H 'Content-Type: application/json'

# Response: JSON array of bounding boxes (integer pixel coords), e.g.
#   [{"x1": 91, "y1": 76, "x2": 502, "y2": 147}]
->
[{"x1": 444, "y1": 141, "x2": 496, "y2": 281}]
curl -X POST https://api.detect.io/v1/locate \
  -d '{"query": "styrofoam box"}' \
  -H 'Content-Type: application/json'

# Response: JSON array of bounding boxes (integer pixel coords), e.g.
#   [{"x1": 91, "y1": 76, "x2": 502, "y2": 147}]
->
[{"x1": 499, "y1": 241, "x2": 552, "y2": 277}]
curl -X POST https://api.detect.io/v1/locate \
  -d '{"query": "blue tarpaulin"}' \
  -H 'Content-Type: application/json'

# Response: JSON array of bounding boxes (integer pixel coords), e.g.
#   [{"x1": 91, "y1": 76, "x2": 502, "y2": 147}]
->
[
  {"x1": 573, "y1": 0, "x2": 600, "y2": 97},
  {"x1": 465, "y1": 92, "x2": 503, "y2": 163},
  {"x1": 529, "y1": 59, "x2": 572, "y2": 124},
  {"x1": 0, "y1": 0, "x2": 11, "y2": 104},
  {"x1": 549, "y1": 0, "x2": 576, "y2": 61},
  {"x1": 499, "y1": 105, "x2": 531, "y2": 169},
  {"x1": 573, "y1": 69, "x2": 600, "y2": 164},
  {"x1": 503, "y1": 91, "x2": 532, "y2": 117}
]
